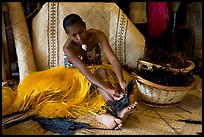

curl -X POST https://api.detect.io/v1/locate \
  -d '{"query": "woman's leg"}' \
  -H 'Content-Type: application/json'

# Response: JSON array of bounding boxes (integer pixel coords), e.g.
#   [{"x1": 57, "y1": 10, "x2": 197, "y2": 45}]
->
[
  {"x1": 94, "y1": 68, "x2": 138, "y2": 128},
  {"x1": 94, "y1": 68, "x2": 123, "y2": 129},
  {"x1": 94, "y1": 68, "x2": 114, "y2": 102}
]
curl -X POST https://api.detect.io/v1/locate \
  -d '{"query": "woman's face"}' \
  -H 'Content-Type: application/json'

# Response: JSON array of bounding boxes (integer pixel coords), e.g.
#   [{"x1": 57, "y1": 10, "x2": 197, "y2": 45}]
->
[{"x1": 65, "y1": 22, "x2": 88, "y2": 45}]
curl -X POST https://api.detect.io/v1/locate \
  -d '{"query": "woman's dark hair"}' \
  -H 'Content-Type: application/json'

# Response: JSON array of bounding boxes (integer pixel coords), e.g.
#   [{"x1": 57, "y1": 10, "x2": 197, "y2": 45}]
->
[{"x1": 63, "y1": 14, "x2": 85, "y2": 32}]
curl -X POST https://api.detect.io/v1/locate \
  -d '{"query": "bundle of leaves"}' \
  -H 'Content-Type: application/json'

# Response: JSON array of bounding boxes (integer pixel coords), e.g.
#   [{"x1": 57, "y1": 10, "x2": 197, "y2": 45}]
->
[
  {"x1": 144, "y1": 48, "x2": 190, "y2": 69},
  {"x1": 136, "y1": 66, "x2": 194, "y2": 86}
]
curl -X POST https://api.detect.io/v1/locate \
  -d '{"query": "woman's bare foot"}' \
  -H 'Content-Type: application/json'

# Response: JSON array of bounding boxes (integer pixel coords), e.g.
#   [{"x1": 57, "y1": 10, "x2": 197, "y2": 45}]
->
[
  {"x1": 95, "y1": 113, "x2": 122, "y2": 129},
  {"x1": 117, "y1": 102, "x2": 137, "y2": 122}
]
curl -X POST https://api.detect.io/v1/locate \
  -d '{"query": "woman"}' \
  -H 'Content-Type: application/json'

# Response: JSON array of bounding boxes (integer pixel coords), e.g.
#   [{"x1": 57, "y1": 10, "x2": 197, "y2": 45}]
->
[
  {"x1": 10, "y1": 14, "x2": 137, "y2": 130},
  {"x1": 63, "y1": 14, "x2": 137, "y2": 129}
]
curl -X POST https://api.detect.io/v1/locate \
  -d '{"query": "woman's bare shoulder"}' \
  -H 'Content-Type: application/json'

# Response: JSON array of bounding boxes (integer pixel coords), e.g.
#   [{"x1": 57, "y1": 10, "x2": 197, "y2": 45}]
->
[
  {"x1": 88, "y1": 29, "x2": 104, "y2": 35},
  {"x1": 88, "y1": 29, "x2": 106, "y2": 39},
  {"x1": 64, "y1": 37, "x2": 73, "y2": 47},
  {"x1": 63, "y1": 38, "x2": 75, "y2": 52}
]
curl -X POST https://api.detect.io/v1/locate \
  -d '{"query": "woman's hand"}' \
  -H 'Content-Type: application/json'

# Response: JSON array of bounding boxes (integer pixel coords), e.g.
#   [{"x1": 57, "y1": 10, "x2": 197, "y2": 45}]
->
[
  {"x1": 108, "y1": 81, "x2": 127, "y2": 101},
  {"x1": 107, "y1": 89, "x2": 124, "y2": 101}
]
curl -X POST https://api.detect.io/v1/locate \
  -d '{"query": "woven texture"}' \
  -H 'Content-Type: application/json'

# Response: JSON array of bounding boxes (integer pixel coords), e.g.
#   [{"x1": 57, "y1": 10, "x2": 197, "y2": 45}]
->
[
  {"x1": 7, "y1": 2, "x2": 36, "y2": 81},
  {"x1": 135, "y1": 77, "x2": 196, "y2": 105},
  {"x1": 186, "y1": 2, "x2": 202, "y2": 58},
  {"x1": 133, "y1": 59, "x2": 196, "y2": 106},
  {"x1": 32, "y1": 2, "x2": 145, "y2": 71}
]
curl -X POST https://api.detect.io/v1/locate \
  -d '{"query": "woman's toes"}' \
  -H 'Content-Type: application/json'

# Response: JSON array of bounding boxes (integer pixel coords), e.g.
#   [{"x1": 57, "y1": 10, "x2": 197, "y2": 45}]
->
[
  {"x1": 118, "y1": 123, "x2": 122, "y2": 128},
  {"x1": 131, "y1": 102, "x2": 137, "y2": 108},
  {"x1": 114, "y1": 123, "x2": 122, "y2": 130},
  {"x1": 114, "y1": 126, "x2": 121, "y2": 130},
  {"x1": 114, "y1": 118, "x2": 123, "y2": 130},
  {"x1": 114, "y1": 126, "x2": 120, "y2": 130},
  {"x1": 114, "y1": 118, "x2": 122, "y2": 125}
]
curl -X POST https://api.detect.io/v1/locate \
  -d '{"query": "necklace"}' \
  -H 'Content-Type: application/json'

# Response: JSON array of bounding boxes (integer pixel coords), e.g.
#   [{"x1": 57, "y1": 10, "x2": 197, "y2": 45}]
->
[{"x1": 82, "y1": 44, "x2": 87, "y2": 51}]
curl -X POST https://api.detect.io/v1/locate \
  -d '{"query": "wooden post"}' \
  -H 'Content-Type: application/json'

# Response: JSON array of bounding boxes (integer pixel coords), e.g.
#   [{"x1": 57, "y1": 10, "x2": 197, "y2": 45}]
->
[
  {"x1": 2, "y1": 46, "x2": 7, "y2": 80},
  {"x1": 2, "y1": 4, "x2": 11, "y2": 80}
]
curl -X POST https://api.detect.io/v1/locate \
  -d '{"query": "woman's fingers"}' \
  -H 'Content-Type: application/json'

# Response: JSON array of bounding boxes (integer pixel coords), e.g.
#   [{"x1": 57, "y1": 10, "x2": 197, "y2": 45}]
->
[{"x1": 113, "y1": 91, "x2": 124, "y2": 101}]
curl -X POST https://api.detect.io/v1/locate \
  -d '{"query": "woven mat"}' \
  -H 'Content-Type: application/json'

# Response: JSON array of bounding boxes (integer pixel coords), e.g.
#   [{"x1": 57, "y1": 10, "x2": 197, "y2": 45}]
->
[
  {"x1": 2, "y1": 86, "x2": 202, "y2": 135},
  {"x1": 7, "y1": 2, "x2": 36, "y2": 81}
]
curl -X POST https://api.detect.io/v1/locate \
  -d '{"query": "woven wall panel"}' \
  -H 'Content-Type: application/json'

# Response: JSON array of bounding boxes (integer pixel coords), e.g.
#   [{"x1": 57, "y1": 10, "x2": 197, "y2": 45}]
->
[
  {"x1": 7, "y1": 2, "x2": 36, "y2": 81},
  {"x1": 32, "y1": 2, "x2": 145, "y2": 70},
  {"x1": 187, "y1": 2, "x2": 202, "y2": 58}
]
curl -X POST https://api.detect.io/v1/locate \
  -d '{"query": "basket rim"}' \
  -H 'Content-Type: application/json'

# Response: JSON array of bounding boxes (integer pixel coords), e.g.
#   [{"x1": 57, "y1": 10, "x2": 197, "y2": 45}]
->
[
  {"x1": 137, "y1": 59, "x2": 195, "y2": 73},
  {"x1": 133, "y1": 73, "x2": 196, "y2": 91}
]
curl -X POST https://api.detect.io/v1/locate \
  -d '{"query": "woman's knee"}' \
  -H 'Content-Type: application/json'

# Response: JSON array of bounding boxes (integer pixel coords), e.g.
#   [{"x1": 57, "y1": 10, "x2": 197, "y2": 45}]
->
[{"x1": 95, "y1": 68, "x2": 107, "y2": 79}]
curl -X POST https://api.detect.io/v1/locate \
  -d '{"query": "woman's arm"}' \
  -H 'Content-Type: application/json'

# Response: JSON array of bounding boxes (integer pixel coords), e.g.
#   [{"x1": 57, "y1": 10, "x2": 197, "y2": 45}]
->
[
  {"x1": 63, "y1": 40, "x2": 122, "y2": 99},
  {"x1": 98, "y1": 31, "x2": 127, "y2": 90}
]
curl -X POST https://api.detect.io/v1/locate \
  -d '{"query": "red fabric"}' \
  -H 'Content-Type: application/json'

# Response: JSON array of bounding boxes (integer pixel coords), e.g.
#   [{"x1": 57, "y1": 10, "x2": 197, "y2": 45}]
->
[{"x1": 147, "y1": 2, "x2": 170, "y2": 37}]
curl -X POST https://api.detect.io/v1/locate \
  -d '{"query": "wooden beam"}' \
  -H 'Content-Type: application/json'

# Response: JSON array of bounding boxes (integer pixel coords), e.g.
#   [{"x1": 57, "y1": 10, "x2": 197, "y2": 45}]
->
[{"x1": 2, "y1": 11, "x2": 11, "y2": 80}]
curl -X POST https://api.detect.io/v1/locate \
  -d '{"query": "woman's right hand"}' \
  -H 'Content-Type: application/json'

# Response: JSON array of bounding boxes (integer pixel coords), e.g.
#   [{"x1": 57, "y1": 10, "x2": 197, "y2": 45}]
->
[{"x1": 108, "y1": 89, "x2": 124, "y2": 101}]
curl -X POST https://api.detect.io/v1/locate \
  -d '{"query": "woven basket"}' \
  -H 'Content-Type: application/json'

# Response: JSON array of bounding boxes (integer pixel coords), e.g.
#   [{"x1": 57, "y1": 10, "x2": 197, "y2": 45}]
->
[
  {"x1": 133, "y1": 73, "x2": 196, "y2": 107},
  {"x1": 134, "y1": 59, "x2": 196, "y2": 107}
]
